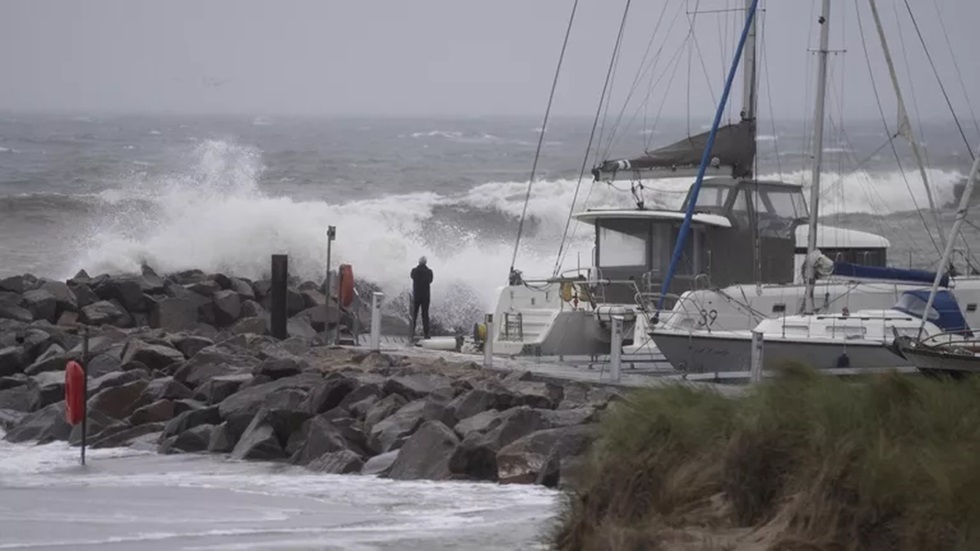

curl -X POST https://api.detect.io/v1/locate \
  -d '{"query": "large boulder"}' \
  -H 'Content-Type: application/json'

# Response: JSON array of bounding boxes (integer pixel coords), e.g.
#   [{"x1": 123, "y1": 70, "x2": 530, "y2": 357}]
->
[
  {"x1": 217, "y1": 374, "x2": 320, "y2": 437},
  {"x1": 69, "y1": 410, "x2": 127, "y2": 446},
  {"x1": 129, "y1": 399, "x2": 174, "y2": 425},
  {"x1": 496, "y1": 425, "x2": 598, "y2": 484},
  {"x1": 0, "y1": 303, "x2": 33, "y2": 323},
  {"x1": 161, "y1": 405, "x2": 221, "y2": 439},
  {"x1": 171, "y1": 334, "x2": 213, "y2": 359},
  {"x1": 0, "y1": 408, "x2": 27, "y2": 431},
  {"x1": 0, "y1": 382, "x2": 41, "y2": 412},
  {"x1": 38, "y1": 281, "x2": 78, "y2": 316},
  {"x1": 20, "y1": 289, "x2": 58, "y2": 324},
  {"x1": 140, "y1": 377, "x2": 194, "y2": 403},
  {"x1": 449, "y1": 406, "x2": 550, "y2": 481},
  {"x1": 89, "y1": 370, "x2": 148, "y2": 396},
  {"x1": 93, "y1": 276, "x2": 146, "y2": 313},
  {"x1": 0, "y1": 275, "x2": 26, "y2": 294},
  {"x1": 80, "y1": 300, "x2": 132, "y2": 327},
  {"x1": 232, "y1": 317, "x2": 268, "y2": 336},
  {"x1": 121, "y1": 340, "x2": 185, "y2": 372},
  {"x1": 3, "y1": 401, "x2": 71, "y2": 443},
  {"x1": 382, "y1": 374, "x2": 451, "y2": 401},
  {"x1": 230, "y1": 418, "x2": 283, "y2": 460},
  {"x1": 32, "y1": 371, "x2": 65, "y2": 407},
  {"x1": 229, "y1": 278, "x2": 255, "y2": 301},
  {"x1": 387, "y1": 420, "x2": 460, "y2": 481},
  {"x1": 88, "y1": 379, "x2": 150, "y2": 419},
  {"x1": 453, "y1": 409, "x2": 501, "y2": 439},
  {"x1": 287, "y1": 414, "x2": 355, "y2": 465},
  {"x1": 90, "y1": 422, "x2": 165, "y2": 449},
  {"x1": 367, "y1": 398, "x2": 446, "y2": 454},
  {"x1": 68, "y1": 282, "x2": 99, "y2": 309},
  {"x1": 363, "y1": 393, "x2": 408, "y2": 428},
  {"x1": 0, "y1": 346, "x2": 29, "y2": 377},
  {"x1": 307, "y1": 450, "x2": 363, "y2": 474},
  {"x1": 302, "y1": 375, "x2": 358, "y2": 416},
  {"x1": 160, "y1": 424, "x2": 214, "y2": 454},
  {"x1": 207, "y1": 421, "x2": 236, "y2": 453},
  {"x1": 361, "y1": 450, "x2": 400, "y2": 477},
  {"x1": 253, "y1": 357, "x2": 304, "y2": 381},
  {"x1": 149, "y1": 298, "x2": 199, "y2": 332},
  {"x1": 212, "y1": 290, "x2": 242, "y2": 327},
  {"x1": 172, "y1": 347, "x2": 257, "y2": 390},
  {"x1": 194, "y1": 374, "x2": 250, "y2": 405},
  {"x1": 85, "y1": 353, "x2": 123, "y2": 378}
]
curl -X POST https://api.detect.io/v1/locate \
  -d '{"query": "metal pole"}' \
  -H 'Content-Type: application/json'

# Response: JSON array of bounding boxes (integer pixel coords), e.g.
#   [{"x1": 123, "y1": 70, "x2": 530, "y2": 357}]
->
[
  {"x1": 803, "y1": 0, "x2": 831, "y2": 314},
  {"x1": 324, "y1": 226, "x2": 336, "y2": 345},
  {"x1": 610, "y1": 316, "x2": 622, "y2": 382},
  {"x1": 483, "y1": 313, "x2": 494, "y2": 368},
  {"x1": 370, "y1": 292, "x2": 383, "y2": 352},
  {"x1": 81, "y1": 325, "x2": 89, "y2": 466},
  {"x1": 750, "y1": 330, "x2": 764, "y2": 383},
  {"x1": 270, "y1": 254, "x2": 288, "y2": 340}
]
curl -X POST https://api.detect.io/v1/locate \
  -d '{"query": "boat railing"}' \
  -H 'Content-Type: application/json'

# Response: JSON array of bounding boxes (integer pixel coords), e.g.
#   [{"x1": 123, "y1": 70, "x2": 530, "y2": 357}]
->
[{"x1": 917, "y1": 329, "x2": 979, "y2": 348}]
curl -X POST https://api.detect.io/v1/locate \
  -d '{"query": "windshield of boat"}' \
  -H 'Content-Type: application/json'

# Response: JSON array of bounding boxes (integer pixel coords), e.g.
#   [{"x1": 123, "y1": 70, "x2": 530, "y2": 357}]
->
[
  {"x1": 894, "y1": 292, "x2": 941, "y2": 321},
  {"x1": 692, "y1": 185, "x2": 729, "y2": 210},
  {"x1": 597, "y1": 221, "x2": 647, "y2": 267}
]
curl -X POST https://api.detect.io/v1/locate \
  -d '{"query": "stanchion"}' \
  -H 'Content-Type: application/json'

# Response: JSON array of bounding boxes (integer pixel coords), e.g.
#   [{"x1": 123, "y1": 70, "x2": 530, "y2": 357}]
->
[
  {"x1": 610, "y1": 316, "x2": 623, "y2": 382},
  {"x1": 81, "y1": 325, "x2": 89, "y2": 465},
  {"x1": 370, "y1": 292, "x2": 383, "y2": 352},
  {"x1": 270, "y1": 254, "x2": 288, "y2": 340},
  {"x1": 483, "y1": 313, "x2": 494, "y2": 368},
  {"x1": 750, "y1": 330, "x2": 764, "y2": 383},
  {"x1": 324, "y1": 226, "x2": 336, "y2": 344}
]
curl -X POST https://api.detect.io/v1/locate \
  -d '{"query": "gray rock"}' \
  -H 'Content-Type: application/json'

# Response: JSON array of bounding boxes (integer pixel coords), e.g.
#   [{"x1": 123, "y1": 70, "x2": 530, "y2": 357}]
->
[
  {"x1": 38, "y1": 281, "x2": 78, "y2": 316},
  {"x1": 541, "y1": 407, "x2": 597, "y2": 428},
  {"x1": 367, "y1": 398, "x2": 445, "y2": 454},
  {"x1": 287, "y1": 414, "x2": 353, "y2": 465},
  {"x1": 161, "y1": 405, "x2": 221, "y2": 439},
  {"x1": 230, "y1": 419, "x2": 283, "y2": 460},
  {"x1": 254, "y1": 357, "x2": 305, "y2": 381},
  {"x1": 3, "y1": 402, "x2": 72, "y2": 443},
  {"x1": 194, "y1": 373, "x2": 250, "y2": 405},
  {"x1": 0, "y1": 346, "x2": 29, "y2": 377},
  {"x1": 0, "y1": 408, "x2": 27, "y2": 431},
  {"x1": 361, "y1": 450, "x2": 399, "y2": 476},
  {"x1": 171, "y1": 398, "x2": 203, "y2": 416},
  {"x1": 448, "y1": 406, "x2": 549, "y2": 481},
  {"x1": 129, "y1": 399, "x2": 174, "y2": 425},
  {"x1": 149, "y1": 298, "x2": 199, "y2": 332},
  {"x1": 345, "y1": 394, "x2": 381, "y2": 421},
  {"x1": 445, "y1": 388, "x2": 501, "y2": 424},
  {"x1": 0, "y1": 373, "x2": 27, "y2": 390},
  {"x1": 231, "y1": 316, "x2": 268, "y2": 336},
  {"x1": 20, "y1": 289, "x2": 58, "y2": 324},
  {"x1": 68, "y1": 283, "x2": 99, "y2": 309},
  {"x1": 496, "y1": 425, "x2": 598, "y2": 484},
  {"x1": 240, "y1": 300, "x2": 266, "y2": 319},
  {"x1": 90, "y1": 422, "x2": 165, "y2": 449},
  {"x1": 208, "y1": 421, "x2": 236, "y2": 453},
  {"x1": 80, "y1": 300, "x2": 132, "y2": 327},
  {"x1": 212, "y1": 290, "x2": 242, "y2": 327},
  {"x1": 121, "y1": 340, "x2": 185, "y2": 372},
  {"x1": 188, "y1": 280, "x2": 222, "y2": 297},
  {"x1": 140, "y1": 377, "x2": 194, "y2": 403},
  {"x1": 171, "y1": 334, "x2": 213, "y2": 359},
  {"x1": 303, "y1": 375, "x2": 358, "y2": 416},
  {"x1": 503, "y1": 380, "x2": 564, "y2": 410},
  {"x1": 388, "y1": 420, "x2": 459, "y2": 481},
  {"x1": 229, "y1": 278, "x2": 255, "y2": 300},
  {"x1": 85, "y1": 353, "x2": 123, "y2": 378},
  {"x1": 216, "y1": 373, "x2": 321, "y2": 435},
  {"x1": 453, "y1": 409, "x2": 501, "y2": 439},
  {"x1": 69, "y1": 410, "x2": 127, "y2": 446},
  {"x1": 93, "y1": 277, "x2": 147, "y2": 313},
  {"x1": 161, "y1": 424, "x2": 214, "y2": 453},
  {"x1": 172, "y1": 349, "x2": 255, "y2": 390},
  {"x1": 88, "y1": 379, "x2": 150, "y2": 419},
  {"x1": 33, "y1": 371, "x2": 65, "y2": 407},
  {"x1": 0, "y1": 275, "x2": 25, "y2": 294},
  {"x1": 307, "y1": 449, "x2": 363, "y2": 474},
  {"x1": 364, "y1": 393, "x2": 408, "y2": 428},
  {"x1": 286, "y1": 318, "x2": 317, "y2": 340},
  {"x1": 0, "y1": 382, "x2": 41, "y2": 412},
  {"x1": 383, "y1": 374, "x2": 451, "y2": 401},
  {"x1": 0, "y1": 303, "x2": 33, "y2": 323},
  {"x1": 89, "y1": 370, "x2": 148, "y2": 396}
]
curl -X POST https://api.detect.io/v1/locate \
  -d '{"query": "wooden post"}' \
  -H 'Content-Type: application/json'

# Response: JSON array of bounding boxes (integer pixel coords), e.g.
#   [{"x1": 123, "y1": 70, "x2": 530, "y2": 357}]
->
[
  {"x1": 271, "y1": 254, "x2": 288, "y2": 340},
  {"x1": 81, "y1": 325, "x2": 89, "y2": 466},
  {"x1": 610, "y1": 316, "x2": 623, "y2": 382},
  {"x1": 750, "y1": 330, "x2": 764, "y2": 383},
  {"x1": 483, "y1": 313, "x2": 494, "y2": 368},
  {"x1": 370, "y1": 292, "x2": 383, "y2": 352}
]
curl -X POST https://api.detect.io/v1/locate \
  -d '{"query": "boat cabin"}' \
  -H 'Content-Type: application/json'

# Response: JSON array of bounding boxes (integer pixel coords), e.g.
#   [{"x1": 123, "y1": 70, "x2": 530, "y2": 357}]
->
[{"x1": 573, "y1": 177, "x2": 808, "y2": 304}]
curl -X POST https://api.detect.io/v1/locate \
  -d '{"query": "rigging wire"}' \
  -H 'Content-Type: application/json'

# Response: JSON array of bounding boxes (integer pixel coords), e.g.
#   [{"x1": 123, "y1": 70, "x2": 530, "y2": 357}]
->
[
  {"x1": 902, "y1": 0, "x2": 975, "y2": 161},
  {"x1": 891, "y1": 1, "x2": 930, "y2": 169},
  {"x1": 759, "y1": 4, "x2": 782, "y2": 179},
  {"x1": 854, "y1": 0, "x2": 942, "y2": 258},
  {"x1": 552, "y1": 0, "x2": 633, "y2": 277},
  {"x1": 930, "y1": 0, "x2": 980, "y2": 139},
  {"x1": 508, "y1": 0, "x2": 580, "y2": 278}
]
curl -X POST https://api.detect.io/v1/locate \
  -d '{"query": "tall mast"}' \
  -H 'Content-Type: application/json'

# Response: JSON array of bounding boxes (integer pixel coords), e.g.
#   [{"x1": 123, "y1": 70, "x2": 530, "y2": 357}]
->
[
  {"x1": 803, "y1": 0, "x2": 831, "y2": 315},
  {"x1": 741, "y1": 0, "x2": 758, "y2": 124}
]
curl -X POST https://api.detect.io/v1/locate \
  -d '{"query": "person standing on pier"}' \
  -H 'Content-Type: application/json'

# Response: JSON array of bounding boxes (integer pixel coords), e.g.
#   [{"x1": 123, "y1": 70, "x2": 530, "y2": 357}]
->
[{"x1": 410, "y1": 256, "x2": 433, "y2": 340}]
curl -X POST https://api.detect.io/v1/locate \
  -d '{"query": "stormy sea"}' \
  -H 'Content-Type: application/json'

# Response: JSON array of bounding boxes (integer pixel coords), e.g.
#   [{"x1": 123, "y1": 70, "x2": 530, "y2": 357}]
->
[{"x1": 0, "y1": 113, "x2": 975, "y2": 549}]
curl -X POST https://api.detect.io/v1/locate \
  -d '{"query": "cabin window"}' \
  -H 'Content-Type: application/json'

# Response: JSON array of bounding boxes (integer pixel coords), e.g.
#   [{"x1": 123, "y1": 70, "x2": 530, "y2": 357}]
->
[
  {"x1": 828, "y1": 325, "x2": 867, "y2": 338},
  {"x1": 598, "y1": 226, "x2": 647, "y2": 267},
  {"x1": 757, "y1": 189, "x2": 806, "y2": 237},
  {"x1": 968, "y1": 304, "x2": 977, "y2": 313},
  {"x1": 693, "y1": 186, "x2": 729, "y2": 210},
  {"x1": 772, "y1": 303, "x2": 786, "y2": 313},
  {"x1": 730, "y1": 189, "x2": 752, "y2": 228}
]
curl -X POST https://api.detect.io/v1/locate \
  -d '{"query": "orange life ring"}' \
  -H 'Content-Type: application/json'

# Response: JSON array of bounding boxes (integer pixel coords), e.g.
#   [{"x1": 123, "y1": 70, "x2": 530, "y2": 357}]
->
[
  {"x1": 64, "y1": 360, "x2": 85, "y2": 426},
  {"x1": 338, "y1": 264, "x2": 355, "y2": 309}
]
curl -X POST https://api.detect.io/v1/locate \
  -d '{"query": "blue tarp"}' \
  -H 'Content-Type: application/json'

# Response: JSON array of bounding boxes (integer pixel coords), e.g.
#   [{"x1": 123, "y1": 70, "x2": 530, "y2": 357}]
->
[
  {"x1": 831, "y1": 261, "x2": 950, "y2": 287},
  {"x1": 894, "y1": 289, "x2": 971, "y2": 334}
]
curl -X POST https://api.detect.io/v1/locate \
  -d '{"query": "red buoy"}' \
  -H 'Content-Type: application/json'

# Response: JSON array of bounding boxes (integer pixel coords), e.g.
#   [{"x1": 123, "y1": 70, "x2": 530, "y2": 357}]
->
[
  {"x1": 64, "y1": 360, "x2": 85, "y2": 426},
  {"x1": 338, "y1": 264, "x2": 355, "y2": 309}
]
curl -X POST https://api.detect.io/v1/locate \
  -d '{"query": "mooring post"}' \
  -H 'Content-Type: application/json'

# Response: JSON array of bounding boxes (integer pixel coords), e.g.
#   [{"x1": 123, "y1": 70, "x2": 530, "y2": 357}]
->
[
  {"x1": 80, "y1": 325, "x2": 89, "y2": 465},
  {"x1": 610, "y1": 316, "x2": 623, "y2": 382},
  {"x1": 370, "y1": 292, "x2": 383, "y2": 352},
  {"x1": 324, "y1": 226, "x2": 336, "y2": 344},
  {"x1": 750, "y1": 330, "x2": 764, "y2": 383},
  {"x1": 270, "y1": 254, "x2": 288, "y2": 340},
  {"x1": 483, "y1": 313, "x2": 494, "y2": 368}
]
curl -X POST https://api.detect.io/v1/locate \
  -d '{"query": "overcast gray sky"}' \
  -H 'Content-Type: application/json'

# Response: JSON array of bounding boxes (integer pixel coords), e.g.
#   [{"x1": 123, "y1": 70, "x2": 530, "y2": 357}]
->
[{"x1": 1, "y1": 0, "x2": 978, "y2": 121}]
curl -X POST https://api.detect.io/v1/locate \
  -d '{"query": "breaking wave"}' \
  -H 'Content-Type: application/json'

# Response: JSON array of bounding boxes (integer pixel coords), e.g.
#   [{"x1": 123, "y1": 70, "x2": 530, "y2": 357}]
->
[{"x1": 61, "y1": 139, "x2": 964, "y2": 327}]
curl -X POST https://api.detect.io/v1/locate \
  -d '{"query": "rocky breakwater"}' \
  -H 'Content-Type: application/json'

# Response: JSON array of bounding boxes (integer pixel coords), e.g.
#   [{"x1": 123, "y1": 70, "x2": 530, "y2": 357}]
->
[{"x1": 0, "y1": 269, "x2": 619, "y2": 488}]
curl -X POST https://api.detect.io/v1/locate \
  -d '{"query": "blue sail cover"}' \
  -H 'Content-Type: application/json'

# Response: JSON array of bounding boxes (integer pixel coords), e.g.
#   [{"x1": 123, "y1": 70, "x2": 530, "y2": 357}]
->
[
  {"x1": 894, "y1": 289, "x2": 970, "y2": 334},
  {"x1": 831, "y1": 261, "x2": 950, "y2": 287}
]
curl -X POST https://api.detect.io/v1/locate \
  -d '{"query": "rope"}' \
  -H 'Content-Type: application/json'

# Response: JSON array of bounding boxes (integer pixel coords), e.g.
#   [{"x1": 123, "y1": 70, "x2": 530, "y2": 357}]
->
[
  {"x1": 930, "y1": 0, "x2": 980, "y2": 140},
  {"x1": 902, "y1": 0, "x2": 975, "y2": 161},
  {"x1": 552, "y1": 0, "x2": 633, "y2": 277},
  {"x1": 508, "y1": 0, "x2": 580, "y2": 278}
]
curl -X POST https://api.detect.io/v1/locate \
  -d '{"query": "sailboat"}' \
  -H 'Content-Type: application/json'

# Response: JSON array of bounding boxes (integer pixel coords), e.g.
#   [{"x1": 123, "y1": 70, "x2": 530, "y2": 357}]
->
[
  {"x1": 647, "y1": 0, "x2": 980, "y2": 376},
  {"x1": 491, "y1": 0, "x2": 953, "y2": 362}
]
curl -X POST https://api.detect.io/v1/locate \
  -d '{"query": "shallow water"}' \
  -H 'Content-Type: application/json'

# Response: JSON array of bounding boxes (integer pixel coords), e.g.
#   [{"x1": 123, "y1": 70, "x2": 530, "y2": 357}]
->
[{"x1": 0, "y1": 435, "x2": 559, "y2": 550}]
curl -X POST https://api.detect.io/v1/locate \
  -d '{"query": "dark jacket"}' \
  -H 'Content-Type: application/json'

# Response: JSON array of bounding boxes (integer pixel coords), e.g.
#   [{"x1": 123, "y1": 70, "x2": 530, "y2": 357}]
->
[{"x1": 411, "y1": 264, "x2": 433, "y2": 302}]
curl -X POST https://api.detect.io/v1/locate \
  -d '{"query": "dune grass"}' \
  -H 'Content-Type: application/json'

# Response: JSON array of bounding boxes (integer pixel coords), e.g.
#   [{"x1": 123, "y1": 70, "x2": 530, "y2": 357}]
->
[{"x1": 553, "y1": 364, "x2": 980, "y2": 551}]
